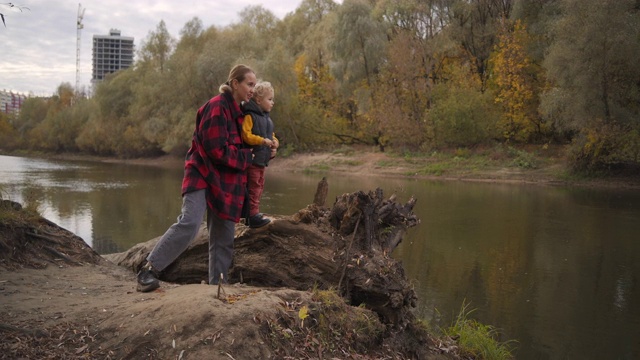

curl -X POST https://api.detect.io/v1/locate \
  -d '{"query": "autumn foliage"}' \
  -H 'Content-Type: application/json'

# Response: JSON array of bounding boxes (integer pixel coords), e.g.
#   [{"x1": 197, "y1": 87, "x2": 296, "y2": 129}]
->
[{"x1": 3, "y1": 0, "x2": 639, "y2": 173}]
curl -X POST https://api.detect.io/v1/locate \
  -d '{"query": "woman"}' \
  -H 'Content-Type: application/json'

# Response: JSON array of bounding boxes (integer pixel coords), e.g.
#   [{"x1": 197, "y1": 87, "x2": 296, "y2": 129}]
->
[{"x1": 137, "y1": 64, "x2": 257, "y2": 292}]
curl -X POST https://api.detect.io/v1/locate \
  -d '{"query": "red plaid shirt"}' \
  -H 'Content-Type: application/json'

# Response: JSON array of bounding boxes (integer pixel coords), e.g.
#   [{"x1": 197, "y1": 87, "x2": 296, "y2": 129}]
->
[{"x1": 181, "y1": 91, "x2": 252, "y2": 222}]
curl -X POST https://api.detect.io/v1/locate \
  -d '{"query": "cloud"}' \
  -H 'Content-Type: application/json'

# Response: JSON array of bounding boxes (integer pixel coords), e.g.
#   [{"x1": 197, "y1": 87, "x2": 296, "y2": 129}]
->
[{"x1": 1, "y1": 0, "x2": 303, "y2": 96}]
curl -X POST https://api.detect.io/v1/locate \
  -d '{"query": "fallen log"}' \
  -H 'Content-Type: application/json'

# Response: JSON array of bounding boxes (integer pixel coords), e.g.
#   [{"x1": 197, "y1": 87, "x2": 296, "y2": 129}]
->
[{"x1": 106, "y1": 181, "x2": 420, "y2": 328}]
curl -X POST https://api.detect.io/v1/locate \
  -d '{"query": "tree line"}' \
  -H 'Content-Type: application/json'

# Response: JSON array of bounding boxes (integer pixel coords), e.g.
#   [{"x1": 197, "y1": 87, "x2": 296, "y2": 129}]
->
[{"x1": 1, "y1": 0, "x2": 639, "y2": 174}]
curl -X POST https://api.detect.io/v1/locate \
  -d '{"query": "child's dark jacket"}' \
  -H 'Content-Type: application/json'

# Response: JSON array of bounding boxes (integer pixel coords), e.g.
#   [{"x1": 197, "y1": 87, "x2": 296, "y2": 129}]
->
[{"x1": 241, "y1": 99, "x2": 276, "y2": 167}]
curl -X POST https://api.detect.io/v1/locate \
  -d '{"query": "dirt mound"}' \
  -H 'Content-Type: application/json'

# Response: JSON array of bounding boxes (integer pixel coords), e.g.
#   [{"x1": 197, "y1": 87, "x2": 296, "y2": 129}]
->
[
  {"x1": 0, "y1": 200, "x2": 104, "y2": 270},
  {"x1": 0, "y1": 199, "x2": 460, "y2": 359}
]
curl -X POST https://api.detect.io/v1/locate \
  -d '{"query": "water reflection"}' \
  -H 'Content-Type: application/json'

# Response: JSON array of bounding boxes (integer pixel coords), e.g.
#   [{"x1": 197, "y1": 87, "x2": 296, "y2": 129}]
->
[
  {"x1": 1, "y1": 154, "x2": 640, "y2": 360},
  {"x1": 393, "y1": 181, "x2": 640, "y2": 359},
  {"x1": 0, "y1": 155, "x2": 185, "y2": 254}
]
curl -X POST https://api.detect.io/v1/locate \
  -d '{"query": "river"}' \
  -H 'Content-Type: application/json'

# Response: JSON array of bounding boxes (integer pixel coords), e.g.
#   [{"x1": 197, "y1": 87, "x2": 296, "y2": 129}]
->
[{"x1": 1, "y1": 154, "x2": 639, "y2": 359}]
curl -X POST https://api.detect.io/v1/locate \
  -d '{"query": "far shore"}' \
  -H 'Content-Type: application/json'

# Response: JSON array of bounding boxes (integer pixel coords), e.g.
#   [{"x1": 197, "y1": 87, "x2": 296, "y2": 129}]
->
[{"x1": 8, "y1": 145, "x2": 640, "y2": 190}]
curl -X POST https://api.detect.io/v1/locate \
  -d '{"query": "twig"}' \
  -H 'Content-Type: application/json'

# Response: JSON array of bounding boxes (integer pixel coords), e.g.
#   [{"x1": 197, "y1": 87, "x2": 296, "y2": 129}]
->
[{"x1": 216, "y1": 274, "x2": 225, "y2": 299}]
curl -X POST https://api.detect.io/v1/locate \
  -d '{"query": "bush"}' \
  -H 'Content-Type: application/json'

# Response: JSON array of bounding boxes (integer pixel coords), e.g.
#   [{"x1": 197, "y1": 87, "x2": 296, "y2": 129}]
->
[
  {"x1": 568, "y1": 122, "x2": 640, "y2": 174},
  {"x1": 507, "y1": 147, "x2": 538, "y2": 169},
  {"x1": 430, "y1": 84, "x2": 500, "y2": 148}
]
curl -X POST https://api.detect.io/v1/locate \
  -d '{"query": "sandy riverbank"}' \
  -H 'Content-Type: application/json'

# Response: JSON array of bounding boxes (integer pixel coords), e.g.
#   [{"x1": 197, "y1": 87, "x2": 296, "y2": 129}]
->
[{"x1": 94, "y1": 145, "x2": 640, "y2": 190}]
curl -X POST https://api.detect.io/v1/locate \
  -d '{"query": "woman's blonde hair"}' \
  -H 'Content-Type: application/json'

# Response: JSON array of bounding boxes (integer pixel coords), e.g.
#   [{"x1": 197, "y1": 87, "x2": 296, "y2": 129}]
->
[
  {"x1": 219, "y1": 64, "x2": 255, "y2": 93},
  {"x1": 253, "y1": 81, "x2": 274, "y2": 100}
]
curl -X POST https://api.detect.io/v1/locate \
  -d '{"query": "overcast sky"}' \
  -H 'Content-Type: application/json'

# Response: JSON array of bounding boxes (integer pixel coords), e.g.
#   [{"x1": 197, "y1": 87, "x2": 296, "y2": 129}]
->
[{"x1": 1, "y1": 0, "x2": 305, "y2": 96}]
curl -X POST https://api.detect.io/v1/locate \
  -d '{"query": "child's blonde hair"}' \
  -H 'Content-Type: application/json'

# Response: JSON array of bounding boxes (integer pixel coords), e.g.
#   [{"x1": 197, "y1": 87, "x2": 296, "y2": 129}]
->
[{"x1": 253, "y1": 81, "x2": 274, "y2": 100}]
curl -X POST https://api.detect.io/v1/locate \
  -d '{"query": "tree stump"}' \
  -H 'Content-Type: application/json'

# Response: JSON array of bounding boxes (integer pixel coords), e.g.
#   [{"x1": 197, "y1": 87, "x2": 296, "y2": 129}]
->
[{"x1": 106, "y1": 184, "x2": 420, "y2": 328}]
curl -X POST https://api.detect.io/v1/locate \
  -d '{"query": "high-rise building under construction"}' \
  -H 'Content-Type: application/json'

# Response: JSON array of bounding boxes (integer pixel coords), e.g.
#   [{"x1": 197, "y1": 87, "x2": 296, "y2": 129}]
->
[{"x1": 91, "y1": 29, "x2": 134, "y2": 85}]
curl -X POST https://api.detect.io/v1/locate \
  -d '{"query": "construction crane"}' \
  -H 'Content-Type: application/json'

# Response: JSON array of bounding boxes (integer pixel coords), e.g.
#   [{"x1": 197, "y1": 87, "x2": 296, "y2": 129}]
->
[{"x1": 76, "y1": 3, "x2": 85, "y2": 95}]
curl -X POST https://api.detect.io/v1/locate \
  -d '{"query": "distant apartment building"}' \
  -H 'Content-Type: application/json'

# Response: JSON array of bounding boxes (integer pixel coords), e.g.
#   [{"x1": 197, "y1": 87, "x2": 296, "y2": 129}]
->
[
  {"x1": 92, "y1": 29, "x2": 134, "y2": 86},
  {"x1": 0, "y1": 90, "x2": 28, "y2": 115}
]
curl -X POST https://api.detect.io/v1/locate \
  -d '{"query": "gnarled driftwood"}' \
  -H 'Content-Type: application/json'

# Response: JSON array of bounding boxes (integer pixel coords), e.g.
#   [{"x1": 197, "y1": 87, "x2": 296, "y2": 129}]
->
[{"x1": 106, "y1": 180, "x2": 420, "y2": 328}]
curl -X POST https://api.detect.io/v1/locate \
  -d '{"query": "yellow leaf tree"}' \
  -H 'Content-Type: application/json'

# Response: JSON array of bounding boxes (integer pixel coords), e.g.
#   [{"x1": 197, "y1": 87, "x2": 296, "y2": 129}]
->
[
  {"x1": 293, "y1": 53, "x2": 353, "y2": 147},
  {"x1": 490, "y1": 20, "x2": 545, "y2": 142}
]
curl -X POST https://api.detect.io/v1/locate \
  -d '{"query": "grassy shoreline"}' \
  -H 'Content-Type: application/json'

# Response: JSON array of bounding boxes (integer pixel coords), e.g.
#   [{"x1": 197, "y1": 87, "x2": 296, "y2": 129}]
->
[{"x1": 271, "y1": 145, "x2": 639, "y2": 190}]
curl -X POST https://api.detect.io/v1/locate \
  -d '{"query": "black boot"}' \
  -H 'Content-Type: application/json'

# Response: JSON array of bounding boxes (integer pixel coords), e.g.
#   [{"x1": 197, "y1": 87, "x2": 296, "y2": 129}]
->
[
  {"x1": 137, "y1": 262, "x2": 160, "y2": 292},
  {"x1": 248, "y1": 214, "x2": 270, "y2": 228}
]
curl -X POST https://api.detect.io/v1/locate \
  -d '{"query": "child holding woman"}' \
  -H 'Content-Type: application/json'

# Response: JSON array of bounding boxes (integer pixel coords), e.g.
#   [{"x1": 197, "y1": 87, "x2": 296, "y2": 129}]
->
[{"x1": 241, "y1": 81, "x2": 279, "y2": 228}]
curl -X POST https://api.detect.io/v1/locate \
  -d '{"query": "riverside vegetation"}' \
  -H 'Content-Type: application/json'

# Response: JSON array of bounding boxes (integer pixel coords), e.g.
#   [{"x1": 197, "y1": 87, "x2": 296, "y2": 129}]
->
[{"x1": 1, "y1": 0, "x2": 639, "y2": 178}]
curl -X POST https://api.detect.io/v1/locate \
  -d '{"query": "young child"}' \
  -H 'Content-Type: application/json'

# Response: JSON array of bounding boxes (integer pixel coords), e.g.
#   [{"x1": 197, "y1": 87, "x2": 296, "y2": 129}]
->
[{"x1": 241, "y1": 81, "x2": 279, "y2": 228}]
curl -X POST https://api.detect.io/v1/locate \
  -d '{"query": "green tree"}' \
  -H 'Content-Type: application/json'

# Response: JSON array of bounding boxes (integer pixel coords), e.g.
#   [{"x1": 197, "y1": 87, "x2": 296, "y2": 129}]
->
[
  {"x1": 0, "y1": 112, "x2": 18, "y2": 150},
  {"x1": 157, "y1": 17, "x2": 210, "y2": 154},
  {"x1": 132, "y1": 18, "x2": 210, "y2": 155},
  {"x1": 332, "y1": 0, "x2": 387, "y2": 92},
  {"x1": 327, "y1": 0, "x2": 390, "y2": 147},
  {"x1": 259, "y1": 39, "x2": 298, "y2": 148},
  {"x1": 371, "y1": 0, "x2": 459, "y2": 149},
  {"x1": 292, "y1": 54, "x2": 351, "y2": 148},
  {"x1": 138, "y1": 20, "x2": 176, "y2": 73},
  {"x1": 239, "y1": 5, "x2": 278, "y2": 47},
  {"x1": 511, "y1": 0, "x2": 558, "y2": 62},
  {"x1": 26, "y1": 83, "x2": 76, "y2": 151},
  {"x1": 14, "y1": 96, "x2": 49, "y2": 140},
  {"x1": 282, "y1": 0, "x2": 348, "y2": 148},
  {"x1": 195, "y1": 27, "x2": 242, "y2": 97},
  {"x1": 281, "y1": 0, "x2": 337, "y2": 56},
  {"x1": 79, "y1": 70, "x2": 158, "y2": 157},
  {"x1": 232, "y1": 5, "x2": 280, "y2": 71},
  {"x1": 541, "y1": 0, "x2": 640, "y2": 170},
  {"x1": 542, "y1": 0, "x2": 640, "y2": 129},
  {"x1": 449, "y1": 0, "x2": 514, "y2": 90},
  {"x1": 431, "y1": 59, "x2": 500, "y2": 148}
]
